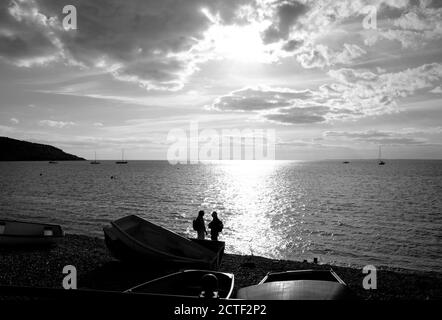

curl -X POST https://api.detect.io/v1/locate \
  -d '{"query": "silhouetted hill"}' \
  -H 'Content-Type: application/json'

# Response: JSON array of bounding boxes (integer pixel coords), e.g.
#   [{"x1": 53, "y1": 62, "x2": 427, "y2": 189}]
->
[{"x1": 0, "y1": 137, "x2": 85, "y2": 161}]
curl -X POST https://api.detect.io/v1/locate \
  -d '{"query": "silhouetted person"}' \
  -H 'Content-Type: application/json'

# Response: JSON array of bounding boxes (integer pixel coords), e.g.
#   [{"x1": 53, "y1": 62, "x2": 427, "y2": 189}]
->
[
  {"x1": 208, "y1": 211, "x2": 223, "y2": 241},
  {"x1": 193, "y1": 210, "x2": 207, "y2": 240}
]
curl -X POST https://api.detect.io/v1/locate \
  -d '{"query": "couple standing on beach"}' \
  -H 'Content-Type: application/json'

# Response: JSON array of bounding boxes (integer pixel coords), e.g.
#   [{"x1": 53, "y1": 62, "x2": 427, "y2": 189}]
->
[{"x1": 193, "y1": 210, "x2": 223, "y2": 241}]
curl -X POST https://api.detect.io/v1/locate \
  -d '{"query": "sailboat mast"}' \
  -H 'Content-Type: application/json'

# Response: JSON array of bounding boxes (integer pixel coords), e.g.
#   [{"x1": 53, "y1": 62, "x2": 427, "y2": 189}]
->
[
  {"x1": 116, "y1": 148, "x2": 127, "y2": 164},
  {"x1": 378, "y1": 145, "x2": 386, "y2": 165}
]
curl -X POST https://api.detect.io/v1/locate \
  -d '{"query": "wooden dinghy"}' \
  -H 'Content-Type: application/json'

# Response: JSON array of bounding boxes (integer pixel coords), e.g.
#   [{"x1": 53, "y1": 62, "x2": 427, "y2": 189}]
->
[
  {"x1": 103, "y1": 215, "x2": 224, "y2": 269},
  {"x1": 125, "y1": 269, "x2": 234, "y2": 299},
  {"x1": 0, "y1": 219, "x2": 64, "y2": 246}
]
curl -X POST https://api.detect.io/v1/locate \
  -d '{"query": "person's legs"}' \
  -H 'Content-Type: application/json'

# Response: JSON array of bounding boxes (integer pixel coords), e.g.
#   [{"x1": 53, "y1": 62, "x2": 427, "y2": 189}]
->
[
  {"x1": 197, "y1": 230, "x2": 205, "y2": 240},
  {"x1": 210, "y1": 232, "x2": 218, "y2": 241}
]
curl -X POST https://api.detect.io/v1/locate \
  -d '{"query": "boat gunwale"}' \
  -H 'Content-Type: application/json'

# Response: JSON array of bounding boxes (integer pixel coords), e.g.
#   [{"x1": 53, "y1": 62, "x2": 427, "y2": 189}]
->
[
  {"x1": 109, "y1": 216, "x2": 218, "y2": 265},
  {"x1": 0, "y1": 234, "x2": 63, "y2": 239},
  {"x1": 0, "y1": 219, "x2": 64, "y2": 238},
  {"x1": 0, "y1": 284, "x2": 236, "y2": 301},
  {"x1": 0, "y1": 219, "x2": 63, "y2": 228},
  {"x1": 125, "y1": 269, "x2": 235, "y2": 298},
  {"x1": 237, "y1": 279, "x2": 351, "y2": 300},
  {"x1": 259, "y1": 269, "x2": 347, "y2": 285}
]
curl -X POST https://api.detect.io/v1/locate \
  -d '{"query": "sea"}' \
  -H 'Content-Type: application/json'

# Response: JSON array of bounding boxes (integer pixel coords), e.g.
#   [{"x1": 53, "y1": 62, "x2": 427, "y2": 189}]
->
[{"x1": 0, "y1": 160, "x2": 441, "y2": 273}]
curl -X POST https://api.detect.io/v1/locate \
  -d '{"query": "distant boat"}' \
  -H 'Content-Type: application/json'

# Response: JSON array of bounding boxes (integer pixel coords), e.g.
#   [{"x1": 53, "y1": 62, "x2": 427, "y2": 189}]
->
[
  {"x1": 342, "y1": 161, "x2": 350, "y2": 164},
  {"x1": 48, "y1": 161, "x2": 58, "y2": 164},
  {"x1": 90, "y1": 151, "x2": 100, "y2": 164},
  {"x1": 0, "y1": 219, "x2": 64, "y2": 246},
  {"x1": 378, "y1": 146, "x2": 385, "y2": 165},
  {"x1": 103, "y1": 215, "x2": 224, "y2": 269},
  {"x1": 115, "y1": 149, "x2": 127, "y2": 164}
]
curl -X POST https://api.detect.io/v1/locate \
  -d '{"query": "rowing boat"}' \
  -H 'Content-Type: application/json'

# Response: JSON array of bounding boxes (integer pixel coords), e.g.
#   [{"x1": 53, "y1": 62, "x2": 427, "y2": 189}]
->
[
  {"x1": 0, "y1": 219, "x2": 63, "y2": 246},
  {"x1": 103, "y1": 215, "x2": 224, "y2": 269}
]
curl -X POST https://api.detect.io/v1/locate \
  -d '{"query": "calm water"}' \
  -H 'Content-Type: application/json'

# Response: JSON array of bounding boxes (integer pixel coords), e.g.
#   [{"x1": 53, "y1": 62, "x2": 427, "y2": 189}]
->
[{"x1": 0, "y1": 160, "x2": 441, "y2": 273}]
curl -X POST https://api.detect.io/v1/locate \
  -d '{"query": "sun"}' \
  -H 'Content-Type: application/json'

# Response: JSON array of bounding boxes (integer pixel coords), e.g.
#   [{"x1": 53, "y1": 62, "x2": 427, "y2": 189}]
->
[
  {"x1": 209, "y1": 24, "x2": 269, "y2": 62},
  {"x1": 198, "y1": 8, "x2": 274, "y2": 63}
]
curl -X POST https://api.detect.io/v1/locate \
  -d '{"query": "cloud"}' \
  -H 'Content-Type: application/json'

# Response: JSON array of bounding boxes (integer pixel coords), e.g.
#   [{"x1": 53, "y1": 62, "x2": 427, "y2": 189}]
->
[
  {"x1": 262, "y1": 1, "x2": 308, "y2": 44},
  {"x1": 329, "y1": 62, "x2": 442, "y2": 94},
  {"x1": 38, "y1": 120, "x2": 75, "y2": 128},
  {"x1": 324, "y1": 130, "x2": 431, "y2": 145},
  {"x1": 0, "y1": 0, "x2": 61, "y2": 67},
  {"x1": 1, "y1": 0, "x2": 440, "y2": 95},
  {"x1": 0, "y1": 125, "x2": 16, "y2": 133},
  {"x1": 276, "y1": 139, "x2": 331, "y2": 148},
  {"x1": 365, "y1": 3, "x2": 442, "y2": 48},
  {"x1": 296, "y1": 43, "x2": 367, "y2": 69},
  {"x1": 210, "y1": 86, "x2": 313, "y2": 112},
  {"x1": 430, "y1": 86, "x2": 442, "y2": 94},
  {"x1": 209, "y1": 86, "x2": 335, "y2": 124},
  {"x1": 264, "y1": 105, "x2": 330, "y2": 124},
  {"x1": 282, "y1": 39, "x2": 303, "y2": 51},
  {"x1": 0, "y1": 0, "x2": 251, "y2": 90},
  {"x1": 10, "y1": 118, "x2": 19, "y2": 124},
  {"x1": 325, "y1": 63, "x2": 442, "y2": 115},
  {"x1": 210, "y1": 62, "x2": 442, "y2": 124},
  {"x1": 34, "y1": 135, "x2": 168, "y2": 150},
  {"x1": 255, "y1": 0, "x2": 419, "y2": 68},
  {"x1": 93, "y1": 122, "x2": 104, "y2": 127},
  {"x1": 209, "y1": 86, "x2": 358, "y2": 124},
  {"x1": 258, "y1": 0, "x2": 442, "y2": 70}
]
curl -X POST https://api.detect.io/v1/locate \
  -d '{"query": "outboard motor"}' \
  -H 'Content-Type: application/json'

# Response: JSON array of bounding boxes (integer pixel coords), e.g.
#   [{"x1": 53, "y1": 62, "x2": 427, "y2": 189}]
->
[{"x1": 199, "y1": 273, "x2": 219, "y2": 299}]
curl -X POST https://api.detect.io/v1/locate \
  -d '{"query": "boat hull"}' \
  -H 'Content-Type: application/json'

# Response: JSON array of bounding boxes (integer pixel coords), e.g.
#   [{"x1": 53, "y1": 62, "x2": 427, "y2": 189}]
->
[
  {"x1": 237, "y1": 269, "x2": 354, "y2": 300},
  {"x1": 103, "y1": 215, "x2": 224, "y2": 269},
  {"x1": 237, "y1": 280, "x2": 353, "y2": 300},
  {"x1": 0, "y1": 235, "x2": 61, "y2": 246},
  {"x1": 0, "y1": 220, "x2": 63, "y2": 247}
]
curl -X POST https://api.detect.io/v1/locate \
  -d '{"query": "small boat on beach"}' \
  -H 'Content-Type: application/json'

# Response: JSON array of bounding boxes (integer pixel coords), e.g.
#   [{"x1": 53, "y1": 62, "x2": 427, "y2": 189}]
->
[
  {"x1": 0, "y1": 219, "x2": 64, "y2": 246},
  {"x1": 103, "y1": 215, "x2": 224, "y2": 269},
  {"x1": 48, "y1": 161, "x2": 57, "y2": 164},
  {"x1": 236, "y1": 269, "x2": 353, "y2": 300},
  {"x1": 125, "y1": 269, "x2": 234, "y2": 298}
]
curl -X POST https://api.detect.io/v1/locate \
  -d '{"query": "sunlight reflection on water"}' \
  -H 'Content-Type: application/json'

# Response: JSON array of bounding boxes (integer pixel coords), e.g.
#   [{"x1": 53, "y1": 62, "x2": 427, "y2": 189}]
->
[{"x1": 199, "y1": 161, "x2": 306, "y2": 259}]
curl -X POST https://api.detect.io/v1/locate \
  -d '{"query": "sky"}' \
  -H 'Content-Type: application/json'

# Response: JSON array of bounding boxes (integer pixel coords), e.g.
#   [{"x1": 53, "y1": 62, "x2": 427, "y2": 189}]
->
[{"x1": 0, "y1": 0, "x2": 442, "y2": 160}]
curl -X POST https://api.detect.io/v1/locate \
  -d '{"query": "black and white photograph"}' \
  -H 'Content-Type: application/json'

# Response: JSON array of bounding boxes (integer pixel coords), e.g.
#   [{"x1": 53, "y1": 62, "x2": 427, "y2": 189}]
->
[{"x1": 0, "y1": 0, "x2": 441, "y2": 315}]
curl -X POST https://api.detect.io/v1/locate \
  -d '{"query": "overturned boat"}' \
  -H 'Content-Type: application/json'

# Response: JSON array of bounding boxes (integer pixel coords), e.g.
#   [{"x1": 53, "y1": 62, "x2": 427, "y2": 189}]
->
[
  {"x1": 0, "y1": 219, "x2": 64, "y2": 247},
  {"x1": 236, "y1": 269, "x2": 354, "y2": 300},
  {"x1": 103, "y1": 215, "x2": 225, "y2": 269},
  {"x1": 125, "y1": 269, "x2": 234, "y2": 299}
]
